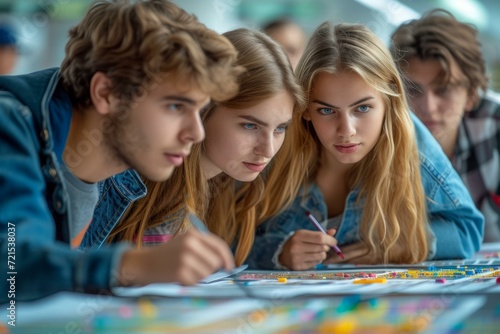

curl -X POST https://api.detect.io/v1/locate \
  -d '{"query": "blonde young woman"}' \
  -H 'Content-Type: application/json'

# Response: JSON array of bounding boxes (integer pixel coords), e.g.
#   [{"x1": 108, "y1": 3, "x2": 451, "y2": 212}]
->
[
  {"x1": 246, "y1": 22, "x2": 484, "y2": 270},
  {"x1": 101, "y1": 28, "x2": 306, "y2": 267}
]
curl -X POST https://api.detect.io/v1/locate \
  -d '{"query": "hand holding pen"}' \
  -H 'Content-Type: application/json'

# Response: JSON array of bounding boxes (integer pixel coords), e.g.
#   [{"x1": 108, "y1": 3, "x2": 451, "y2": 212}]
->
[
  {"x1": 305, "y1": 211, "x2": 344, "y2": 259},
  {"x1": 277, "y1": 211, "x2": 343, "y2": 270},
  {"x1": 117, "y1": 213, "x2": 235, "y2": 287}
]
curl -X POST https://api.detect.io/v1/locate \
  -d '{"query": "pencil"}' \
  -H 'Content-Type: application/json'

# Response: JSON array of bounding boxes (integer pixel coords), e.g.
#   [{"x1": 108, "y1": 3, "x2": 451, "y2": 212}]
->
[{"x1": 305, "y1": 210, "x2": 345, "y2": 259}]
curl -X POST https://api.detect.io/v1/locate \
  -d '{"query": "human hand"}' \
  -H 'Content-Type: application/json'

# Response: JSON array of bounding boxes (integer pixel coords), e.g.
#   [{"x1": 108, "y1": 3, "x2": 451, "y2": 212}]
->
[
  {"x1": 322, "y1": 242, "x2": 375, "y2": 265},
  {"x1": 118, "y1": 229, "x2": 234, "y2": 286},
  {"x1": 278, "y1": 228, "x2": 338, "y2": 270}
]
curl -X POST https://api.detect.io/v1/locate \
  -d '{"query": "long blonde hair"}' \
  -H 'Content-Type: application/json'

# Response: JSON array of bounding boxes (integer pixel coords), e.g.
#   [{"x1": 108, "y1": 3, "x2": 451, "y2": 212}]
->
[
  {"x1": 262, "y1": 22, "x2": 429, "y2": 264},
  {"x1": 109, "y1": 28, "x2": 306, "y2": 265}
]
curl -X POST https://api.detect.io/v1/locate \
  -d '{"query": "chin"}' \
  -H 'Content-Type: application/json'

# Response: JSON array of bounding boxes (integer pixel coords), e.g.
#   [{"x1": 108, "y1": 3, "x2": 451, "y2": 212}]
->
[
  {"x1": 336, "y1": 157, "x2": 363, "y2": 165},
  {"x1": 231, "y1": 173, "x2": 260, "y2": 183},
  {"x1": 141, "y1": 167, "x2": 175, "y2": 182}
]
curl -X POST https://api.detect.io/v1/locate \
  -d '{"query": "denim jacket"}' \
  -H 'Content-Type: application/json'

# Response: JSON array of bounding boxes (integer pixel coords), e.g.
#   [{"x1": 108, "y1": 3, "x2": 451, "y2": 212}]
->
[
  {"x1": 80, "y1": 171, "x2": 146, "y2": 249},
  {"x1": 246, "y1": 114, "x2": 485, "y2": 269},
  {"x1": 0, "y1": 68, "x2": 145, "y2": 302}
]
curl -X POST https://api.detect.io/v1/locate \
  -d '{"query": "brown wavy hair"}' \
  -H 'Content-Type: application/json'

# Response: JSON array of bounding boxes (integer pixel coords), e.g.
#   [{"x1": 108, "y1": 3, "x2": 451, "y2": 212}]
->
[
  {"x1": 390, "y1": 9, "x2": 488, "y2": 108},
  {"x1": 60, "y1": 0, "x2": 241, "y2": 110}
]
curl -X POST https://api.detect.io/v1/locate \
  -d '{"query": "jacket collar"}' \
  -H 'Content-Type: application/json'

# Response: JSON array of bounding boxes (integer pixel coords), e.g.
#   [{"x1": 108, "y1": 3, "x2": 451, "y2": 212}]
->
[{"x1": 0, "y1": 68, "x2": 72, "y2": 161}]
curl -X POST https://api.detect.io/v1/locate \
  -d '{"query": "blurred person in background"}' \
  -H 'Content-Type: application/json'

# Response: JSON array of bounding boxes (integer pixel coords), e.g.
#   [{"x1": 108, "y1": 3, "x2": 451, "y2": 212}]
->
[
  {"x1": 263, "y1": 18, "x2": 306, "y2": 69},
  {"x1": 0, "y1": 23, "x2": 19, "y2": 74},
  {"x1": 391, "y1": 9, "x2": 500, "y2": 242}
]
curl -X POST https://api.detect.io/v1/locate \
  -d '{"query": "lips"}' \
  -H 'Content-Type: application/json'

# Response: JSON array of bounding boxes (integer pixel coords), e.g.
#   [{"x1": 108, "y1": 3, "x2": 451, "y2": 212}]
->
[
  {"x1": 164, "y1": 153, "x2": 185, "y2": 166},
  {"x1": 423, "y1": 121, "x2": 439, "y2": 129},
  {"x1": 334, "y1": 144, "x2": 359, "y2": 154},
  {"x1": 243, "y1": 162, "x2": 267, "y2": 172}
]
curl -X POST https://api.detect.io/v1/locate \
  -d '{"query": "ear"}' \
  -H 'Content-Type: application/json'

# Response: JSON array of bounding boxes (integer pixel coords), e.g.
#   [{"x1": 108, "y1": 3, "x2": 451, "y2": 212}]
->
[
  {"x1": 89, "y1": 72, "x2": 115, "y2": 115},
  {"x1": 464, "y1": 89, "x2": 478, "y2": 112},
  {"x1": 303, "y1": 110, "x2": 311, "y2": 121}
]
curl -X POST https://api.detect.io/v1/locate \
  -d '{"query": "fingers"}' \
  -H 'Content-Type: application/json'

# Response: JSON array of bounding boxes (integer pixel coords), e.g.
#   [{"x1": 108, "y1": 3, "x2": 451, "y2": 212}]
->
[
  {"x1": 196, "y1": 231, "x2": 235, "y2": 271},
  {"x1": 294, "y1": 229, "x2": 338, "y2": 249},
  {"x1": 129, "y1": 230, "x2": 235, "y2": 286},
  {"x1": 279, "y1": 229, "x2": 338, "y2": 270},
  {"x1": 326, "y1": 228, "x2": 337, "y2": 236},
  {"x1": 174, "y1": 230, "x2": 235, "y2": 281},
  {"x1": 323, "y1": 242, "x2": 370, "y2": 265}
]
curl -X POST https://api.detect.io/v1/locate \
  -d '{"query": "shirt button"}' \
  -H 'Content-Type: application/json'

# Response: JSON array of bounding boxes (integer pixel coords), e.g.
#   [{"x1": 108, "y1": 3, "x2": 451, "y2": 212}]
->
[
  {"x1": 49, "y1": 168, "x2": 57, "y2": 177},
  {"x1": 41, "y1": 129, "x2": 49, "y2": 141},
  {"x1": 55, "y1": 201, "x2": 62, "y2": 209}
]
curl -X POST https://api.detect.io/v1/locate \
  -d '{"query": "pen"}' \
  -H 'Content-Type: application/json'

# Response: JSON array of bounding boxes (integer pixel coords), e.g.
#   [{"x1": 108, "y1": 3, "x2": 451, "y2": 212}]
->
[
  {"x1": 189, "y1": 213, "x2": 210, "y2": 234},
  {"x1": 305, "y1": 210, "x2": 344, "y2": 259}
]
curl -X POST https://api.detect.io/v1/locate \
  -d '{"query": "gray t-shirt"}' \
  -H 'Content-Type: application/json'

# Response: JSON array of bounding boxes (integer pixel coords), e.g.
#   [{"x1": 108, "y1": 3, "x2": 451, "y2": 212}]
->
[{"x1": 59, "y1": 163, "x2": 99, "y2": 245}]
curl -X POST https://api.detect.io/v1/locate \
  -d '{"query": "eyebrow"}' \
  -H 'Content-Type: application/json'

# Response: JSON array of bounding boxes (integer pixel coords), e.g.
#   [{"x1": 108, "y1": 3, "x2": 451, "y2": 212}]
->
[
  {"x1": 161, "y1": 95, "x2": 212, "y2": 110},
  {"x1": 312, "y1": 96, "x2": 375, "y2": 108},
  {"x1": 239, "y1": 115, "x2": 292, "y2": 127}
]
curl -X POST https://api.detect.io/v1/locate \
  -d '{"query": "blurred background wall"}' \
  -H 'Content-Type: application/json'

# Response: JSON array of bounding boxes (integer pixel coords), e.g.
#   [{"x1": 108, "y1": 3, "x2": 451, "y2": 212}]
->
[{"x1": 1, "y1": 0, "x2": 499, "y2": 91}]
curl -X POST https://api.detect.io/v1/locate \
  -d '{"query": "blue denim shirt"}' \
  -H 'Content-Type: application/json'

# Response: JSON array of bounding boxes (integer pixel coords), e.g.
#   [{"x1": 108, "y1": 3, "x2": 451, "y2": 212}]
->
[
  {"x1": 0, "y1": 68, "x2": 145, "y2": 302},
  {"x1": 80, "y1": 171, "x2": 146, "y2": 249},
  {"x1": 246, "y1": 114, "x2": 485, "y2": 269}
]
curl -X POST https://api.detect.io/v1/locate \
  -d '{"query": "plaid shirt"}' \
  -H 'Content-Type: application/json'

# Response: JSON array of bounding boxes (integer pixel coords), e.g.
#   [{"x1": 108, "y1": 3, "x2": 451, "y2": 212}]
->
[{"x1": 454, "y1": 90, "x2": 500, "y2": 242}]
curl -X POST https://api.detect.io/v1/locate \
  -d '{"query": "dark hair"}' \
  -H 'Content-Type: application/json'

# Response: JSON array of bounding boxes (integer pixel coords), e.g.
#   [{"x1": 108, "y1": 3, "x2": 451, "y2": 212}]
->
[
  {"x1": 390, "y1": 9, "x2": 488, "y2": 104},
  {"x1": 262, "y1": 17, "x2": 296, "y2": 33}
]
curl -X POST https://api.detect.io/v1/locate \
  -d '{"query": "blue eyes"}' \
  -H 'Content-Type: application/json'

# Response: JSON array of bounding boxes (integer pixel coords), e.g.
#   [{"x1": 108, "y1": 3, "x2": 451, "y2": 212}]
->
[
  {"x1": 317, "y1": 105, "x2": 370, "y2": 115},
  {"x1": 242, "y1": 123, "x2": 257, "y2": 130},
  {"x1": 275, "y1": 125, "x2": 288, "y2": 133},
  {"x1": 357, "y1": 105, "x2": 370, "y2": 113},
  {"x1": 166, "y1": 103, "x2": 184, "y2": 112},
  {"x1": 318, "y1": 108, "x2": 334, "y2": 115},
  {"x1": 241, "y1": 123, "x2": 288, "y2": 133}
]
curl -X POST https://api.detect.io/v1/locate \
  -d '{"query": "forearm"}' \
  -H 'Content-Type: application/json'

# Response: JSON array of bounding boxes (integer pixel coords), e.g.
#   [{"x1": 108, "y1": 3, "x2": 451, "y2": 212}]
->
[
  {"x1": 430, "y1": 213, "x2": 483, "y2": 259},
  {"x1": 0, "y1": 238, "x2": 130, "y2": 302}
]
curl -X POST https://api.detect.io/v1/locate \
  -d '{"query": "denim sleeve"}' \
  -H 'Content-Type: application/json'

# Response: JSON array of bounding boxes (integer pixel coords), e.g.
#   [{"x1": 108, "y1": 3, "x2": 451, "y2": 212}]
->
[
  {"x1": 245, "y1": 208, "x2": 313, "y2": 269},
  {"x1": 426, "y1": 162, "x2": 484, "y2": 260},
  {"x1": 0, "y1": 99, "x2": 130, "y2": 302},
  {"x1": 412, "y1": 113, "x2": 484, "y2": 260}
]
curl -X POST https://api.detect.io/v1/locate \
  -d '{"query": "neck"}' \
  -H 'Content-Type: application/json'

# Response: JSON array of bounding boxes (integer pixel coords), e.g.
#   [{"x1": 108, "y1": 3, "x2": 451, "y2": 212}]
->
[
  {"x1": 318, "y1": 149, "x2": 351, "y2": 179},
  {"x1": 315, "y1": 150, "x2": 351, "y2": 217},
  {"x1": 63, "y1": 108, "x2": 128, "y2": 183},
  {"x1": 200, "y1": 153, "x2": 221, "y2": 180},
  {"x1": 437, "y1": 129, "x2": 458, "y2": 160}
]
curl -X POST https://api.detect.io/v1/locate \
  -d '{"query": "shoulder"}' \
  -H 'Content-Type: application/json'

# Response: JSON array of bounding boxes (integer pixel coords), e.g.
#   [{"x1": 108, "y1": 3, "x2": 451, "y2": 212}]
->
[
  {"x1": 411, "y1": 113, "x2": 449, "y2": 164},
  {"x1": 0, "y1": 90, "x2": 32, "y2": 119},
  {"x1": 470, "y1": 91, "x2": 500, "y2": 120},
  {"x1": 99, "y1": 169, "x2": 147, "y2": 201},
  {"x1": 0, "y1": 92, "x2": 38, "y2": 146},
  {"x1": 410, "y1": 114, "x2": 458, "y2": 186}
]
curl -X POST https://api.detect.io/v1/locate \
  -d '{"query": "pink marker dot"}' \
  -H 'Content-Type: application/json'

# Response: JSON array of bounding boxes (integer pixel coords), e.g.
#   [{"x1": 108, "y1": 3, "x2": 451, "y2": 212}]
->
[{"x1": 119, "y1": 306, "x2": 133, "y2": 318}]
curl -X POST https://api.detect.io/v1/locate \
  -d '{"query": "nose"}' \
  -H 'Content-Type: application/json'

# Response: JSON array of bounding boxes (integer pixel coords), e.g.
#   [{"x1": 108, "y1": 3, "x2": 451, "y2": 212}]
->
[
  {"x1": 254, "y1": 132, "x2": 275, "y2": 159},
  {"x1": 181, "y1": 112, "x2": 205, "y2": 144},
  {"x1": 415, "y1": 91, "x2": 437, "y2": 118},
  {"x1": 337, "y1": 114, "x2": 356, "y2": 138}
]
